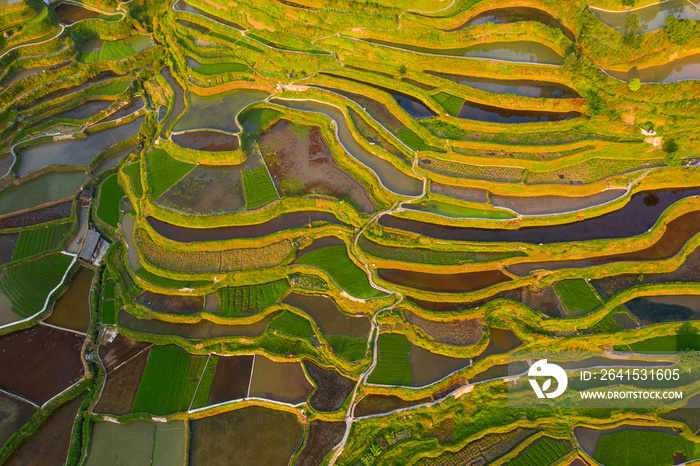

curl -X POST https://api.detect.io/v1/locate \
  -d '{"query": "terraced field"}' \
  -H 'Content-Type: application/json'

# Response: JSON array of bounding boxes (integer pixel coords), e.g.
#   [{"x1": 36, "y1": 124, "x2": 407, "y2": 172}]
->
[{"x1": 1, "y1": 0, "x2": 700, "y2": 464}]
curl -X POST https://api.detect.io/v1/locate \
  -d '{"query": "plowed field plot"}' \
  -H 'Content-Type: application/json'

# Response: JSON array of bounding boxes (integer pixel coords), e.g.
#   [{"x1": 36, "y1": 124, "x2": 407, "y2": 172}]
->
[
  {"x1": 303, "y1": 359, "x2": 355, "y2": 412},
  {"x1": 172, "y1": 130, "x2": 239, "y2": 151},
  {"x1": 94, "y1": 348, "x2": 149, "y2": 415},
  {"x1": 0, "y1": 325, "x2": 84, "y2": 404},
  {"x1": 295, "y1": 420, "x2": 346, "y2": 466},
  {"x1": 410, "y1": 344, "x2": 471, "y2": 387},
  {"x1": 189, "y1": 406, "x2": 303, "y2": 466},
  {"x1": 377, "y1": 268, "x2": 512, "y2": 293},
  {"x1": 0, "y1": 392, "x2": 37, "y2": 446},
  {"x1": 198, "y1": 355, "x2": 253, "y2": 406},
  {"x1": 248, "y1": 355, "x2": 314, "y2": 404},
  {"x1": 98, "y1": 332, "x2": 151, "y2": 372},
  {"x1": 157, "y1": 165, "x2": 246, "y2": 214},
  {"x1": 44, "y1": 266, "x2": 93, "y2": 332},
  {"x1": 6, "y1": 394, "x2": 86, "y2": 466},
  {"x1": 0, "y1": 234, "x2": 18, "y2": 265},
  {"x1": 507, "y1": 436, "x2": 572, "y2": 466},
  {"x1": 404, "y1": 310, "x2": 482, "y2": 346},
  {"x1": 85, "y1": 420, "x2": 187, "y2": 466},
  {"x1": 136, "y1": 290, "x2": 204, "y2": 315},
  {"x1": 0, "y1": 201, "x2": 73, "y2": 230},
  {"x1": 354, "y1": 394, "x2": 431, "y2": 417},
  {"x1": 260, "y1": 120, "x2": 375, "y2": 213},
  {"x1": 474, "y1": 328, "x2": 523, "y2": 361}
]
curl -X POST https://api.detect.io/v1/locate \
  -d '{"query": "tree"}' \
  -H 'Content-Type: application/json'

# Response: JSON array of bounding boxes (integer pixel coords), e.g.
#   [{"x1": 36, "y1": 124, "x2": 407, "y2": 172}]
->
[
  {"x1": 398, "y1": 64, "x2": 407, "y2": 74},
  {"x1": 628, "y1": 78, "x2": 641, "y2": 91},
  {"x1": 664, "y1": 16, "x2": 699, "y2": 45}
]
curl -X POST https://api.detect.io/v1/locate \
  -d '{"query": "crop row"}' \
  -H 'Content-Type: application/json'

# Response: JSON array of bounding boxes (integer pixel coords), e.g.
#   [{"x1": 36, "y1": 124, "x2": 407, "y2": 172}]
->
[
  {"x1": 508, "y1": 437, "x2": 571, "y2": 466},
  {"x1": 216, "y1": 279, "x2": 288, "y2": 316},
  {"x1": 12, "y1": 222, "x2": 72, "y2": 261},
  {"x1": 367, "y1": 333, "x2": 412, "y2": 386}
]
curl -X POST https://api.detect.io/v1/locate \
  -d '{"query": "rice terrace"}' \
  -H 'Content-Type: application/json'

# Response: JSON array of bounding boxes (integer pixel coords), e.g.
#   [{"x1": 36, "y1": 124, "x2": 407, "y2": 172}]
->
[{"x1": 1, "y1": 0, "x2": 700, "y2": 463}]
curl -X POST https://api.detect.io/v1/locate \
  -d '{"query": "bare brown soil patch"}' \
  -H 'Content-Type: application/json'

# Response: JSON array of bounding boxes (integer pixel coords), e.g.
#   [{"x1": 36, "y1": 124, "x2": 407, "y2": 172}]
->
[
  {"x1": 0, "y1": 201, "x2": 73, "y2": 229},
  {"x1": 136, "y1": 290, "x2": 204, "y2": 316},
  {"x1": 303, "y1": 359, "x2": 355, "y2": 412},
  {"x1": 295, "y1": 420, "x2": 346, "y2": 466},
  {"x1": 404, "y1": 310, "x2": 482, "y2": 346},
  {"x1": 98, "y1": 333, "x2": 151, "y2": 373},
  {"x1": 208, "y1": 355, "x2": 253, "y2": 404},
  {"x1": 44, "y1": 266, "x2": 93, "y2": 333},
  {"x1": 0, "y1": 392, "x2": 37, "y2": 446},
  {"x1": 94, "y1": 349, "x2": 149, "y2": 415}
]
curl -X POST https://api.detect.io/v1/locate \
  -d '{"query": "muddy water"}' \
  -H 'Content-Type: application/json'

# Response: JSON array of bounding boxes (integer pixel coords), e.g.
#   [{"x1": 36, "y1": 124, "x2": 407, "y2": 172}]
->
[
  {"x1": 100, "y1": 98, "x2": 144, "y2": 123},
  {"x1": 17, "y1": 115, "x2": 144, "y2": 175},
  {"x1": 160, "y1": 67, "x2": 186, "y2": 137},
  {"x1": 426, "y1": 71, "x2": 579, "y2": 98},
  {"x1": 591, "y1": 0, "x2": 700, "y2": 33},
  {"x1": 147, "y1": 211, "x2": 344, "y2": 242},
  {"x1": 377, "y1": 268, "x2": 511, "y2": 293},
  {"x1": 30, "y1": 99, "x2": 112, "y2": 126},
  {"x1": 363, "y1": 38, "x2": 565, "y2": 65},
  {"x1": 270, "y1": 98, "x2": 423, "y2": 196},
  {"x1": 450, "y1": 7, "x2": 576, "y2": 41},
  {"x1": 248, "y1": 355, "x2": 314, "y2": 404},
  {"x1": 94, "y1": 144, "x2": 138, "y2": 175},
  {"x1": 605, "y1": 53, "x2": 700, "y2": 83},
  {"x1": 172, "y1": 130, "x2": 239, "y2": 151},
  {"x1": 283, "y1": 292, "x2": 370, "y2": 339},
  {"x1": 626, "y1": 295, "x2": 700, "y2": 324},
  {"x1": 410, "y1": 344, "x2": 471, "y2": 387},
  {"x1": 0, "y1": 171, "x2": 86, "y2": 216},
  {"x1": 474, "y1": 328, "x2": 523, "y2": 362},
  {"x1": 173, "y1": 0, "x2": 244, "y2": 30},
  {"x1": 456, "y1": 100, "x2": 581, "y2": 123},
  {"x1": 44, "y1": 266, "x2": 93, "y2": 332},
  {"x1": 174, "y1": 89, "x2": 269, "y2": 133},
  {"x1": 54, "y1": 2, "x2": 101, "y2": 24},
  {"x1": 380, "y1": 187, "x2": 700, "y2": 244},
  {"x1": 491, "y1": 189, "x2": 626, "y2": 215}
]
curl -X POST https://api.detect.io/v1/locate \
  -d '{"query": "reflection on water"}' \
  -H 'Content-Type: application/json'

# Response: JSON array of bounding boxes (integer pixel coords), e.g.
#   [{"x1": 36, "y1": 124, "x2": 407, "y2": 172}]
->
[{"x1": 591, "y1": 0, "x2": 700, "y2": 33}]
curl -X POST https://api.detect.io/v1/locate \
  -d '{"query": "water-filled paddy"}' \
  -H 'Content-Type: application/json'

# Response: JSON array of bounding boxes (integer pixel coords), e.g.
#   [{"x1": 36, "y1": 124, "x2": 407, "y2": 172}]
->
[
  {"x1": 95, "y1": 348, "x2": 149, "y2": 415},
  {"x1": 260, "y1": 120, "x2": 375, "y2": 212},
  {"x1": 0, "y1": 325, "x2": 84, "y2": 404},
  {"x1": 147, "y1": 211, "x2": 343, "y2": 242},
  {"x1": 17, "y1": 116, "x2": 144, "y2": 176},
  {"x1": 0, "y1": 392, "x2": 36, "y2": 446},
  {"x1": 362, "y1": 38, "x2": 565, "y2": 65},
  {"x1": 248, "y1": 354, "x2": 314, "y2": 404},
  {"x1": 160, "y1": 67, "x2": 186, "y2": 137},
  {"x1": 174, "y1": 89, "x2": 269, "y2": 133},
  {"x1": 377, "y1": 268, "x2": 512, "y2": 293},
  {"x1": 451, "y1": 7, "x2": 575, "y2": 41},
  {"x1": 303, "y1": 359, "x2": 355, "y2": 412},
  {"x1": 354, "y1": 394, "x2": 431, "y2": 417},
  {"x1": 157, "y1": 164, "x2": 247, "y2": 213},
  {"x1": 30, "y1": 99, "x2": 112, "y2": 126},
  {"x1": 606, "y1": 53, "x2": 700, "y2": 83},
  {"x1": 270, "y1": 98, "x2": 423, "y2": 196},
  {"x1": 136, "y1": 290, "x2": 204, "y2": 315},
  {"x1": 173, "y1": 0, "x2": 244, "y2": 30},
  {"x1": 98, "y1": 333, "x2": 151, "y2": 373},
  {"x1": 54, "y1": 2, "x2": 101, "y2": 24},
  {"x1": 172, "y1": 130, "x2": 239, "y2": 151},
  {"x1": 490, "y1": 189, "x2": 626, "y2": 215},
  {"x1": 404, "y1": 310, "x2": 482, "y2": 346},
  {"x1": 456, "y1": 100, "x2": 581, "y2": 123},
  {"x1": 283, "y1": 292, "x2": 371, "y2": 339},
  {"x1": 474, "y1": 328, "x2": 523, "y2": 361},
  {"x1": 427, "y1": 71, "x2": 579, "y2": 98},
  {"x1": 207, "y1": 355, "x2": 253, "y2": 404},
  {"x1": 189, "y1": 406, "x2": 303, "y2": 465},
  {"x1": 625, "y1": 295, "x2": 700, "y2": 325},
  {"x1": 44, "y1": 266, "x2": 93, "y2": 332},
  {"x1": 0, "y1": 201, "x2": 73, "y2": 229},
  {"x1": 295, "y1": 420, "x2": 346, "y2": 466},
  {"x1": 410, "y1": 344, "x2": 471, "y2": 387},
  {"x1": 591, "y1": 0, "x2": 700, "y2": 33},
  {"x1": 380, "y1": 187, "x2": 700, "y2": 244},
  {"x1": 0, "y1": 171, "x2": 85, "y2": 216}
]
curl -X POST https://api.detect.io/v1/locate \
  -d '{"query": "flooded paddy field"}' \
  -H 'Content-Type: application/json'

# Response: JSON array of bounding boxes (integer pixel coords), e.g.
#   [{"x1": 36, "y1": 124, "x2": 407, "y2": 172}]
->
[
  {"x1": 474, "y1": 328, "x2": 523, "y2": 362},
  {"x1": 295, "y1": 420, "x2": 346, "y2": 466},
  {"x1": 625, "y1": 295, "x2": 700, "y2": 325},
  {"x1": 0, "y1": 233, "x2": 18, "y2": 265},
  {"x1": 409, "y1": 343, "x2": 471, "y2": 387},
  {"x1": 136, "y1": 290, "x2": 204, "y2": 315},
  {"x1": 173, "y1": 0, "x2": 244, "y2": 30},
  {"x1": 661, "y1": 394, "x2": 700, "y2": 432},
  {"x1": 174, "y1": 89, "x2": 269, "y2": 133},
  {"x1": 283, "y1": 292, "x2": 371, "y2": 339},
  {"x1": 427, "y1": 71, "x2": 579, "y2": 98},
  {"x1": 450, "y1": 7, "x2": 576, "y2": 41},
  {"x1": 347, "y1": 108, "x2": 406, "y2": 161},
  {"x1": 118, "y1": 308, "x2": 277, "y2": 340},
  {"x1": 43, "y1": 266, "x2": 93, "y2": 333},
  {"x1": 455, "y1": 100, "x2": 581, "y2": 123},
  {"x1": 0, "y1": 201, "x2": 73, "y2": 229},
  {"x1": 172, "y1": 130, "x2": 239, "y2": 151},
  {"x1": 29, "y1": 99, "x2": 112, "y2": 127},
  {"x1": 303, "y1": 359, "x2": 355, "y2": 412},
  {"x1": 248, "y1": 354, "x2": 314, "y2": 404},
  {"x1": 490, "y1": 189, "x2": 626, "y2": 215},
  {"x1": 0, "y1": 392, "x2": 37, "y2": 446},
  {"x1": 189, "y1": 406, "x2": 303, "y2": 465},
  {"x1": 93, "y1": 144, "x2": 138, "y2": 175},
  {"x1": 574, "y1": 424, "x2": 683, "y2": 460},
  {"x1": 355, "y1": 394, "x2": 431, "y2": 417},
  {"x1": 98, "y1": 332, "x2": 151, "y2": 373},
  {"x1": 377, "y1": 268, "x2": 511, "y2": 293},
  {"x1": 0, "y1": 325, "x2": 84, "y2": 404},
  {"x1": 259, "y1": 120, "x2": 375, "y2": 213},
  {"x1": 17, "y1": 116, "x2": 144, "y2": 176},
  {"x1": 404, "y1": 310, "x2": 482, "y2": 346},
  {"x1": 6, "y1": 394, "x2": 85, "y2": 465},
  {"x1": 0, "y1": 172, "x2": 85, "y2": 217},
  {"x1": 380, "y1": 187, "x2": 700, "y2": 244},
  {"x1": 591, "y1": 0, "x2": 700, "y2": 33},
  {"x1": 157, "y1": 164, "x2": 246, "y2": 214},
  {"x1": 100, "y1": 97, "x2": 144, "y2": 123},
  {"x1": 18, "y1": 71, "x2": 122, "y2": 113},
  {"x1": 606, "y1": 53, "x2": 700, "y2": 83},
  {"x1": 147, "y1": 210, "x2": 344, "y2": 242},
  {"x1": 160, "y1": 67, "x2": 186, "y2": 137},
  {"x1": 207, "y1": 355, "x2": 253, "y2": 405},
  {"x1": 270, "y1": 98, "x2": 424, "y2": 197},
  {"x1": 54, "y1": 2, "x2": 101, "y2": 24},
  {"x1": 94, "y1": 348, "x2": 149, "y2": 415},
  {"x1": 363, "y1": 38, "x2": 566, "y2": 65}
]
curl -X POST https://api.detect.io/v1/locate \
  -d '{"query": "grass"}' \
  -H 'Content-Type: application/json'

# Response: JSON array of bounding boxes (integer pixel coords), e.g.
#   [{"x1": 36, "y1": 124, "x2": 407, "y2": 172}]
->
[
  {"x1": 191, "y1": 356, "x2": 218, "y2": 410},
  {"x1": 0, "y1": 254, "x2": 73, "y2": 318},
  {"x1": 216, "y1": 279, "x2": 288, "y2": 317},
  {"x1": 396, "y1": 128, "x2": 442, "y2": 152},
  {"x1": 406, "y1": 200, "x2": 515, "y2": 219},
  {"x1": 367, "y1": 334, "x2": 412, "y2": 386},
  {"x1": 12, "y1": 222, "x2": 72, "y2": 261},
  {"x1": 132, "y1": 345, "x2": 202, "y2": 415},
  {"x1": 587, "y1": 306, "x2": 631, "y2": 334},
  {"x1": 295, "y1": 245, "x2": 383, "y2": 299},
  {"x1": 146, "y1": 148, "x2": 195, "y2": 199},
  {"x1": 25, "y1": 6, "x2": 48, "y2": 26},
  {"x1": 241, "y1": 165, "x2": 278, "y2": 209},
  {"x1": 268, "y1": 311, "x2": 315, "y2": 339},
  {"x1": 327, "y1": 335, "x2": 367, "y2": 362},
  {"x1": 98, "y1": 13, "x2": 122, "y2": 21},
  {"x1": 553, "y1": 279, "x2": 602, "y2": 316},
  {"x1": 630, "y1": 334, "x2": 700, "y2": 352},
  {"x1": 79, "y1": 51, "x2": 100, "y2": 63},
  {"x1": 99, "y1": 39, "x2": 135, "y2": 61},
  {"x1": 96, "y1": 174, "x2": 124, "y2": 229},
  {"x1": 88, "y1": 80, "x2": 131, "y2": 96},
  {"x1": 509, "y1": 437, "x2": 571, "y2": 466},
  {"x1": 101, "y1": 300, "x2": 116, "y2": 325},
  {"x1": 103, "y1": 281, "x2": 116, "y2": 300},
  {"x1": 194, "y1": 62, "x2": 249, "y2": 75},
  {"x1": 134, "y1": 268, "x2": 211, "y2": 289},
  {"x1": 123, "y1": 162, "x2": 143, "y2": 197},
  {"x1": 240, "y1": 108, "x2": 279, "y2": 129},
  {"x1": 433, "y1": 92, "x2": 464, "y2": 116},
  {"x1": 594, "y1": 430, "x2": 700, "y2": 466}
]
